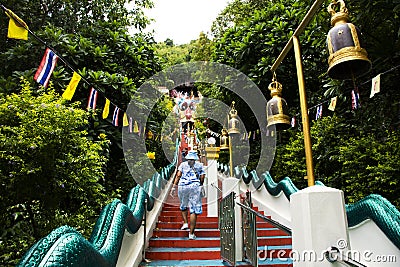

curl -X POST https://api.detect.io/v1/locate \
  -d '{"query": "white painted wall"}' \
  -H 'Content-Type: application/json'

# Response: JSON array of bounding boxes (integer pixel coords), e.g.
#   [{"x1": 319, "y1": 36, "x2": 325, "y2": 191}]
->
[
  {"x1": 348, "y1": 219, "x2": 400, "y2": 266},
  {"x1": 218, "y1": 172, "x2": 291, "y2": 228}
]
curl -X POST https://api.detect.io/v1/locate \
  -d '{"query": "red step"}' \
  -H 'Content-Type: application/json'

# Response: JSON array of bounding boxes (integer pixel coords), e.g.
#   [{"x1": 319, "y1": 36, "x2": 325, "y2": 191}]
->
[
  {"x1": 156, "y1": 221, "x2": 219, "y2": 229},
  {"x1": 152, "y1": 228, "x2": 220, "y2": 238},
  {"x1": 149, "y1": 237, "x2": 220, "y2": 248},
  {"x1": 141, "y1": 188, "x2": 293, "y2": 267},
  {"x1": 145, "y1": 247, "x2": 220, "y2": 260}
]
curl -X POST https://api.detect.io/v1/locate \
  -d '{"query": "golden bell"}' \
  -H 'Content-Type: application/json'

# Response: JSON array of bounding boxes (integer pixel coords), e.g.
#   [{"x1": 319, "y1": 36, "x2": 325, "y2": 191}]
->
[
  {"x1": 227, "y1": 101, "x2": 241, "y2": 135},
  {"x1": 327, "y1": 0, "x2": 371, "y2": 80},
  {"x1": 266, "y1": 79, "x2": 291, "y2": 131},
  {"x1": 220, "y1": 128, "x2": 229, "y2": 150}
]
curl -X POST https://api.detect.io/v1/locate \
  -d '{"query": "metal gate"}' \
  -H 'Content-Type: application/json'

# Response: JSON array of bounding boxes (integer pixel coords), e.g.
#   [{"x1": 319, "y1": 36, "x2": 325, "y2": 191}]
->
[
  {"x1": 219, "y1": 192, "x2": 236, "y2": 266},
  {"x1": 241, "y1": 191, "x2": 258, "y2": 266}
]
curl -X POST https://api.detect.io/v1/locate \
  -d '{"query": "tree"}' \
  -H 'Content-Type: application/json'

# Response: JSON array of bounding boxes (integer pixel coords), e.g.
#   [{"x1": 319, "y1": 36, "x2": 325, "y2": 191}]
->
[
  {"x1": 270, "y1": 115, "x2": 400, "y2": 209},
  {"x1": 0, "y1": 79, "x2": 110, "y2": 265},
  {"x1": 209, "y1": 0, "x2": 400, "y2": 209},
  {"x1": 0, "y1": 0, "x2": 162, "y2": 200}
]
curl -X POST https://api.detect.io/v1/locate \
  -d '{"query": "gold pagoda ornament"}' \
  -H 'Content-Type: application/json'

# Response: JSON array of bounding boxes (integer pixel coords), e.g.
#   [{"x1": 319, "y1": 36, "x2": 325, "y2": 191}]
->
[
  {"x1": 266, "y1": 76, "x2": 291, "y2": 131},
  {"x1": 327, "y1": 0, "x2": 371, "y2": 80}
]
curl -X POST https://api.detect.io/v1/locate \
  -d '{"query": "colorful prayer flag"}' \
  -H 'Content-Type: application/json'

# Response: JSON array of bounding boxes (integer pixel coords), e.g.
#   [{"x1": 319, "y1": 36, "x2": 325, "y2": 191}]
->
[
  {"x1": 370, "y1": 74, "x2": 381, "y2": 98},
  {"x1": 328, "y1": 96, "x2": 337, "y2": 111},
  {"x1": 133, "y1": 120, "x2": 139, "y2": 133},
  {"x1": 351, "y1": 89, "x2": 361, "y2": 110},
  {"x1": 102, "y1": 99, "x2": 110, "y2": 119},
  {"x1": 34, "y1": 48, "x2": 59, "y2": 88},
  {"x1": 315, "y1": 105, "x2": 323, "y2": 120},
  {"x1": 123, "y1": 113, "x2": 129, "y2": 127},
  {"x1": 128, "y1": 117, "x2": 133, "y2": 133},
  {"x1": 112, "y1": 106, "x2": 120, "y2": 126},
  {"x1": 87, "y1": 88, "x2": 98, "y2": 110},
  {"x1": 62, "y1": 72, "x2": 81, "y2": 100},
  {"x1": 6, "y1": 9, "x2": 28, "y2": 40}
]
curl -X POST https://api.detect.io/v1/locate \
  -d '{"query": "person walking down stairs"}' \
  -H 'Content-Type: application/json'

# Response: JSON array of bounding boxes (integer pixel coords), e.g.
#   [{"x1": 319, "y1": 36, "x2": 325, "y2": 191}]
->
[{"x1": 170, "y1": 151, "x2": 205, "y2": 240}]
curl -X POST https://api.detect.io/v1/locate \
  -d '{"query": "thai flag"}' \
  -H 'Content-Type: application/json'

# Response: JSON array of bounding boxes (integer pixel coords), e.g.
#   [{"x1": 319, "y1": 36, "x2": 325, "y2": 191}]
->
[
  {"x1": 315, "y1": 105, "x2": 323, "y2": 120},
  {"x1": 351, "y1": 89, "x2": 361, "y2": 110},
  {"x1": 87, "y1": 88, "x2": 98, "y2": 110},
  {"x1": 34, "y1": 48, "x2": 59, "y2": 87},
  {"x1": 112, "y1": 106, "x2": 120, "y2": 126}
]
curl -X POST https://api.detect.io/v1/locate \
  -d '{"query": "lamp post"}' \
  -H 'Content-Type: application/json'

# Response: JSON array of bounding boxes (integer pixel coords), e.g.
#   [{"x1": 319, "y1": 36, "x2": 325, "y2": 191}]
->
[{"x1": 270, "y1": 0, "x2": 370, "y2": 187}]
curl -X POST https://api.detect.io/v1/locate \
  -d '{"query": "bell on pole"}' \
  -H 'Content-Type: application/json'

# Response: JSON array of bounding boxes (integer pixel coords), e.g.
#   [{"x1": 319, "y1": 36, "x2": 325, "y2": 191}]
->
[
  {"x1": 266, "y1": 76, "x2": 291, "y2": 131},
  {"x1": 227, "y1": 101, "x2": 241, "y2": 135},
  {"x1": 220, "y1": 128, "x2": 229, "y2": 150},
  {"x1": 327, "y1": 0, "x2": 371, "y2": 80}
]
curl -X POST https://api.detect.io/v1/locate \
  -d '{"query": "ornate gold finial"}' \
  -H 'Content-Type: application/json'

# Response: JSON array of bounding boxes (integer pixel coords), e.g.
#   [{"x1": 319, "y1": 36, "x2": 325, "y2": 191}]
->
[
  {"x1": 328, "y1": 0, "x2": 349, "y2": 26},
  {"x1": 229, "y1": 101, "x2": 237, "y2": 116},
  {"x1": 268, "y1": 74, "x2": 283, "y2": 97}
]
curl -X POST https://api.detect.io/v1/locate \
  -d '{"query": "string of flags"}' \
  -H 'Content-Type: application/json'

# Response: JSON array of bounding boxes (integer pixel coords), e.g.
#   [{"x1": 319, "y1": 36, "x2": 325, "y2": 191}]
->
[
  {"x1": 3, "y1": 6, "x2": 399, "y2": 135},
  {"x1": 1, "y1": 5, "x2": 163, "y2": 139},
  {"x1": 289, "y1": 69, "x2": 388, "y2": 127}
]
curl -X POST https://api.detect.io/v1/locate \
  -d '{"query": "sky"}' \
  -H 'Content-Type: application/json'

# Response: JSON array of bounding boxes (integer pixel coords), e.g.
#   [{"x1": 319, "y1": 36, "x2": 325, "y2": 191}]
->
[{"x1": 143, "y1": 0, "x2": 230, "y2": 45}]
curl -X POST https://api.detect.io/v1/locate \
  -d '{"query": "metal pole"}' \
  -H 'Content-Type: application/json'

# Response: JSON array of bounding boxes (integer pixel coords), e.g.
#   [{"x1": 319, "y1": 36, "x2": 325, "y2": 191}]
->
[
  {"x1": 229, "y1": 136, "x2": 233, "y2": 177},
  {"x1": 293, "y1": 36, "x2": 315, "y2": 186},
  {"x1": 271, "y1": 0, "x2": 326, "y2": 72},
  {"x1": 142, "y1": 198, "x2": 147, "y2": 261}
]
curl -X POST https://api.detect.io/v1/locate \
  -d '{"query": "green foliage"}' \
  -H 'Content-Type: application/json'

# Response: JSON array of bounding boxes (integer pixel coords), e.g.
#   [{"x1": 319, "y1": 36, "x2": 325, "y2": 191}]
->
[
  {"x1": 210, "y1": 0, "x2": 400, "y2": 210},
  {"x1": 155, "y1": 41, "x2": 193, "y2": 67},
  {"x1": 0, "y1": 0, "x2": 162, "y2": 203},
  {"x1": 0, "y1": 79, "x2": 109, "y2": 265},
  {"x1": 271, "y1": 115, "x2": 400, "y2": 209}
]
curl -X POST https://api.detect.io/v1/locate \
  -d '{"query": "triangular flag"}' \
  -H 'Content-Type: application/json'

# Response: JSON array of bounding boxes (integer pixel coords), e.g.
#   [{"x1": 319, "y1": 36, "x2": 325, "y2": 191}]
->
[
  {"x1": 123, "y1": 113, "x2": 129, "y2": 127},
  {"x1": 133, "y1": 121, "x2": 139, "y2": 133},
  {"x1": 62, "y1": 72, "x2": 81, "y2": 100},
  {"x1": 87, "y1": 88, "x2": 98, "y2": 110},
  {"x1": 102, "y1": 99, "x2": 110, "y2": 119},
  {"x1": 351, "y1": 89, "x2": 361, "y2": 110},
  {"x1": 34, "y1": 48, "x2": 59, "y2": 88},
  {"x1": 328, "y1": 96, "x2": 337, "y2": 111},
  {"x1": 6, "y1": 9, "x2": 28, "y2": 40},
  {"x1": 370, "y1": 74, "x2": 381, "y2": 98},
  {"x1": 112, "y1": 106, "x2": 120, "y2": 126},
  {"x1": 315, "y1": 105, "x2": 323, "y2": 120}
]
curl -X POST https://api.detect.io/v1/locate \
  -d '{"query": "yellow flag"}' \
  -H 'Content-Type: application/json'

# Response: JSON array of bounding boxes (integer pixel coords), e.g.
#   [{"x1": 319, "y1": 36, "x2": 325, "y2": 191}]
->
[
  {"x1": 123, "y1": 113, "x2": 129, "y2": 126},
  {"x1": 62, "y1": 72, "x2": 81, "y2": 100},
  {"x1": 328, "y1": 96, "x2": 337, "y2": 111},
  {"x1": 6, "y1": 9, "x2": 28, "y2": 40},
  {"x1": 102, "y1": 99, "x2": 110, "y2": 119},
  {"x1": 133, "y1": 121, "x2": 139, "y2": 133}
]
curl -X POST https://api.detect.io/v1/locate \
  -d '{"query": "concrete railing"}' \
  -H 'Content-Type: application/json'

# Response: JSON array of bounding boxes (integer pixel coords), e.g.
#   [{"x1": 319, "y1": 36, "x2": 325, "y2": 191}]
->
[{"x1": 216, "y1": 162, "x2": 400, "y2": 266}]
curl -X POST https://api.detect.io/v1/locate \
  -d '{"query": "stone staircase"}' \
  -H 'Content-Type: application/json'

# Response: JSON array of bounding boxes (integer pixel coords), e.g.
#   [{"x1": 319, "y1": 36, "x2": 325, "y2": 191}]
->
[{"x1": 140, "y1": 193, "x2": 293, "y2": 267}]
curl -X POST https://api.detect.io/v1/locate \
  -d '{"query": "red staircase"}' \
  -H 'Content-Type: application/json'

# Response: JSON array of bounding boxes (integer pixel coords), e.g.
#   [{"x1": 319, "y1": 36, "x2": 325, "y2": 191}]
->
[{"x1": 140, "y1": 190, "x2": 293, "y2": 267}]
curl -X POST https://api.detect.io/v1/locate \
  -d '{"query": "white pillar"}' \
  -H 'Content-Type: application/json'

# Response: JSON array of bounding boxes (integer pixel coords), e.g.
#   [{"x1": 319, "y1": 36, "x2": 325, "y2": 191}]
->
[
  {"x1": 206, "y1": 159, "x2": 218, "y2": 217},
  {"x1": 222, "y1": 178, "x2": 243, "y2": 262},
  {"x1": 205, "y1": 146, "x2": 220, "y2": 217},
  {"x1": 290, "y1": 186, "x2": 350, "y2": 267}
]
